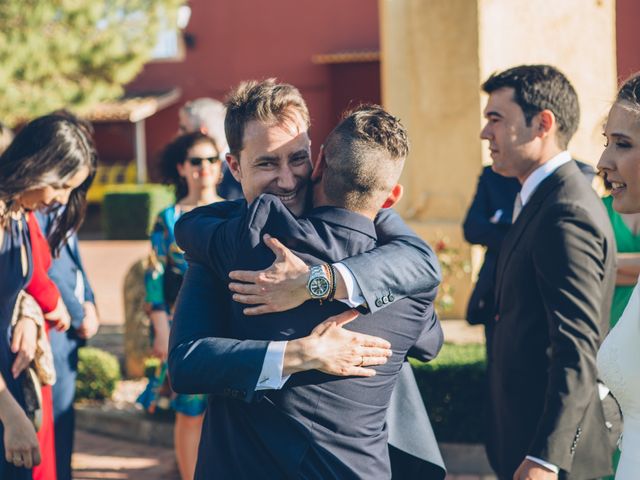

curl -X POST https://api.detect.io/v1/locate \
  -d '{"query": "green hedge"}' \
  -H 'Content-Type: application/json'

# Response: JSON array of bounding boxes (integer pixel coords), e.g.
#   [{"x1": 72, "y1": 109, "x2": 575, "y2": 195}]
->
[
  {"x1": 76, "y1": 347, "x2": 121, "y2": 400},
  {"x1": 102, "y1": 184, "x2": 174, "y2": 239},
  {"x1": 411, "y1": 343, "x2": 486, "y2": 443}
]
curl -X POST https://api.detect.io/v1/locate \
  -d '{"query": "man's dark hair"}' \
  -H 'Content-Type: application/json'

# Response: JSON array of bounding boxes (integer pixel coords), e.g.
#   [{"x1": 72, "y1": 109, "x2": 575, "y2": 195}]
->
[
  {"x1": 224, "y1": 79, "x2": 310, "y2": 158},
  {"x1": 482, "y1": 64, "x2": 580, "y2": 149},
  {"x1": 322, "y1": 104, "x2": 409, "y2": 211}
]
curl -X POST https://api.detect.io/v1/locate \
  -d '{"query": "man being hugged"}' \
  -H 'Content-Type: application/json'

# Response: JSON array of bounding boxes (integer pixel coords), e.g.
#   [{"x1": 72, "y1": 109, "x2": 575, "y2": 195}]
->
[{"x1": 170, "y1": 80, "x2": 444, "y2": 479}]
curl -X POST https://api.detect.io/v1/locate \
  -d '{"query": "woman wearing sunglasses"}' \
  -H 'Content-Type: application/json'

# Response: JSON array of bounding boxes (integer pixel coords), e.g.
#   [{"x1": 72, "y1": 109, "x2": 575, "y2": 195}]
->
[{"x1": 141, "y1": 131, "x2": 223, "y2": 480}]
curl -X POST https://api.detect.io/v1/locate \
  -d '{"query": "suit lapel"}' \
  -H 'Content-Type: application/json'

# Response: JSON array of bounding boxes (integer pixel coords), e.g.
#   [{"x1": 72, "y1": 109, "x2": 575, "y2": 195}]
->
[{"x1": 494, "y1": 163, "x2": 573, "y2": 302}]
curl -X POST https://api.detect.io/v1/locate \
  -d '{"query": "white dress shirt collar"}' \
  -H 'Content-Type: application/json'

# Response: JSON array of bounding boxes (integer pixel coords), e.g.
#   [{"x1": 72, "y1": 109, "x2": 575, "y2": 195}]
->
[{"x1": 520, "y1": 151, "x2": 572, "y2": 206}]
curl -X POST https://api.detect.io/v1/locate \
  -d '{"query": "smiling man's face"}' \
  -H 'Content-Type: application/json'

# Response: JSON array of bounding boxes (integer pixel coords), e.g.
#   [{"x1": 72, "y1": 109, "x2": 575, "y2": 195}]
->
[{"x1": 227, "y1": 108, "x2": 312, "y2": 216}]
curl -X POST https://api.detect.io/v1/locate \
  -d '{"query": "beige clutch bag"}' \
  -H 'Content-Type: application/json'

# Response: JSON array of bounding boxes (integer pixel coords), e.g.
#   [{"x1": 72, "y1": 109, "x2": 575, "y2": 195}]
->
[{"x1": 11, "y1": 291, "x2": 57, "y2": 386}]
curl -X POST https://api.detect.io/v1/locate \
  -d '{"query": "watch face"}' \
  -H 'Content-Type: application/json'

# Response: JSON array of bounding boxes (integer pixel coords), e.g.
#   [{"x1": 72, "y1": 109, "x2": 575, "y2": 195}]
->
[{"x1": 309, "y1": 277, "x2": 330, "y2": 298}]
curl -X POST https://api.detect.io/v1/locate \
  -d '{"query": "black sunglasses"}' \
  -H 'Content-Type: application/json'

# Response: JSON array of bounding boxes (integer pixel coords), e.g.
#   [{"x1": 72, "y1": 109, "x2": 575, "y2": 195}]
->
[{"x1": 187, "y1": 156, "x2": 221, "y2": 167}]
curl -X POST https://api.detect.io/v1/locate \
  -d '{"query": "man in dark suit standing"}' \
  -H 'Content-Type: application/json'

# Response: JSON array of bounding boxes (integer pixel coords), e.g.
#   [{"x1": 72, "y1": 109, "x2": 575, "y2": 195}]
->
[
  {"x1": 36, "y1": 210, "x2": 99, "y2": 480},
  {"x1": 480, "y1": 65, "x2": 621, "y2": 480},
  {"x1": 170, "y1": 85, "x2": 441, "y2": 477},
  {"x1": 463, "y1": 161, "x2": 595, "y2": 353}
]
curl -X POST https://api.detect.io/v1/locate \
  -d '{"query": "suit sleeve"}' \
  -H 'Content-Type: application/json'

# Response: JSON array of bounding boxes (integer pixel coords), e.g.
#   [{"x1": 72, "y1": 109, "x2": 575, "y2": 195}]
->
[
  {"x1": 50, "y1": 268, "x2": 85, "y2": 329},
  {"x1": 168, "y1": 260, "x2": 270, "y2": 402},
  {"x1": 169, "y1": 199, "x2": 275, "y2": 402},
  {"x1": 70, "y1": 234, "x2": 95, "y2": 304},
  {"x1": 528, "y1": 204, "x2": 607, "y2": 472},
  {"x1": 174, "y1": 200, "x2": 243, "y2": 266},
  {"x1": 406, "y1": 295, "x2": 444, "y2": 362},
  {"x1": 462, "y1": 169, "x2": 511, "y2": 251},
  {"x1": 340, "y1": 208, "x2": 441, "y2": 314}
]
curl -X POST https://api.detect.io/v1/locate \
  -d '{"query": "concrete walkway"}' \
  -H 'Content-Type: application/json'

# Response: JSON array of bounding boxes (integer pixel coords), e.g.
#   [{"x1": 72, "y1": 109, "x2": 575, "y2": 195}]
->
[
  {"x1": 73, "y1": 428, "x2": 494, "y2": 480},
  {"x1": 73, "y1": 430, "x2": 179, "y2": 479},
  {"x1": 79, "y1": 240, "x2": 148, "y2": 327}
]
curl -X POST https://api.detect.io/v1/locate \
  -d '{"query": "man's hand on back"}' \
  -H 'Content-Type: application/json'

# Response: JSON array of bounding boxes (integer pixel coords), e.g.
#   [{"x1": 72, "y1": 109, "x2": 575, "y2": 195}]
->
[
  {"x1": 229, "y1": 234, "x2": 311, "y2": 314},
  {"x1": 282, "y1": 310, "x2": 392, "y2": 377}
]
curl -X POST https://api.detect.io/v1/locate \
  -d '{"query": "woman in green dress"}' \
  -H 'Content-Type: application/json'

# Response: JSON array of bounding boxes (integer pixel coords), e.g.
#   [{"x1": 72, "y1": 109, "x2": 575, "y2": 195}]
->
[
  {"x1": 603, "y1": 194, "x2": 640, "y2": 324},
  {"x1": 142, "y1": 131, "x2": 224, "y2": 480},
  {"x1": 602, "y1": 193, "x2": 640, "y2": 479}
]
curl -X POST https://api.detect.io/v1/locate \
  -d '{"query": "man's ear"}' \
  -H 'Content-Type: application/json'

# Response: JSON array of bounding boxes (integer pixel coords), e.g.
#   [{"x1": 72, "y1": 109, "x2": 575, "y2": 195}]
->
[
  {"x1": 536, "y1": 109, "x2": 555, "y2": 138},
  {"x1": 226, "y1": 153, "x2": 242, "y2": 182},
  {"x1": 311, "y1": 146, "x2": 326, "y2": 182},
  {"x1": 381, "y1": 184, "x2": 403, "y2": 209}
]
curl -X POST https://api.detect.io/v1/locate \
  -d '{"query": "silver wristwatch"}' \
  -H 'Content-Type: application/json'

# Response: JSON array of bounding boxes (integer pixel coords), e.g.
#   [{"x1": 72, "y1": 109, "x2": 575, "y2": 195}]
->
[{"x1": 307, "y1": 265, "x2": 331, "y2": 300}]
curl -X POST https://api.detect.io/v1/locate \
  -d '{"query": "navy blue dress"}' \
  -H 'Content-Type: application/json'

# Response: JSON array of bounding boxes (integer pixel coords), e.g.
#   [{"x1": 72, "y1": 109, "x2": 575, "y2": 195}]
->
[{"x1": 0, "y1": 217, "x2": 33, "y2": 480}]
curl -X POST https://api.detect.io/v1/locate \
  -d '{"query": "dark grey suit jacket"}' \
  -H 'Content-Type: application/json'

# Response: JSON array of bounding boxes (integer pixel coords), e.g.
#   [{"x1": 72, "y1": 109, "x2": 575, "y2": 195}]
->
[
  {"x1": 488, "y1": 161, "x2": 621, "y2": 479},
  {"x1": 169, "y1": 196, "x2": 444, "y2": 479}
]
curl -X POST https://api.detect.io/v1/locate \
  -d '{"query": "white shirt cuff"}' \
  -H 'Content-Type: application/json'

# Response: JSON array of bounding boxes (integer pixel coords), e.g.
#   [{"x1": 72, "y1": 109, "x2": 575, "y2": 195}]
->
[
  {"x1": 333, "y1": 262, "x2": 366, "y2": 307},
  {"x1": 525, "y1": 456, "x2": 559, "y2": 474},
  {"x1": 255, "y1": 341, "x2": 291, "y2": 391}
]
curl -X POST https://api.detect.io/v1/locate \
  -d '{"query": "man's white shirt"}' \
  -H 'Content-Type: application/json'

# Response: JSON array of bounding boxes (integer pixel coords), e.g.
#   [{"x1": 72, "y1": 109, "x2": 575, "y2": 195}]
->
[{"x1": 255, "y1": 262, "x2": 364, "y2": 390}]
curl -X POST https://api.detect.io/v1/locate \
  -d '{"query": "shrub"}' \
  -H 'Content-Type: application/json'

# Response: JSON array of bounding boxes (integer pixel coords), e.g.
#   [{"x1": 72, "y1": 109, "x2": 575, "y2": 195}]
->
[
  {"x1": 411, "y1": 343, "x2": 486, "y2": 443},
  {"x1": 76, "y1": 347, "x2": 122, "y2": 401},
  {"x1": 102, "y1": 184, "x2": 174, "y2": 239}
]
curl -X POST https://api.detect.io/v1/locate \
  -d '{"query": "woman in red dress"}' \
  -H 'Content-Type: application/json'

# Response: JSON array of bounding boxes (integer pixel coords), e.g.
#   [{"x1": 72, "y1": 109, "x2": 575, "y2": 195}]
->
[
  {"x1": 26, "y1": 212, "x2": 71, "y2": 480},
  {"x1": 7, "y1": 114, "x2": 96, "y2": 480}
]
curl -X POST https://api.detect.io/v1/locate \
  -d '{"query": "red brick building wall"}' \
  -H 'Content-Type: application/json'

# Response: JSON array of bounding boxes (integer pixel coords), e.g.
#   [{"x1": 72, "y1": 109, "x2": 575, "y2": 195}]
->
[
  {"x1": 122, "y1": 0, "x2": 380, "y2": 180},
  {"x1": 616, "y1": 0, "x2": 640, "y2": 82}
]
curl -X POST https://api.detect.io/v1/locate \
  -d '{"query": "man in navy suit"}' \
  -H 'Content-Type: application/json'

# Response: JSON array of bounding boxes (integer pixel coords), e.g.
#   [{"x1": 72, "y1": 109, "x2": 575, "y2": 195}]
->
[
  {"x1": 170, "y1": 102, "x2": 442, "y2": 478},
  {"x1": 36, "y1": 211, "x2": 99, "y2": 480}
]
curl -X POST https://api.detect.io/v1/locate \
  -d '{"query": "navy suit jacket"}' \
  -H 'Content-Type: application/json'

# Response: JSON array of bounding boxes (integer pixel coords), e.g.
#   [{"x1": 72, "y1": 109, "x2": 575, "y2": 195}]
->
[
  {"x1": 35, "y1": 212, "x2": 95, "y2": 334},
  {"x1": 463, "y1": 167, "x2": 520, "y2": 326},
  {"x1": 170, "y1": 196, "x2": 443, "y2": 479}
]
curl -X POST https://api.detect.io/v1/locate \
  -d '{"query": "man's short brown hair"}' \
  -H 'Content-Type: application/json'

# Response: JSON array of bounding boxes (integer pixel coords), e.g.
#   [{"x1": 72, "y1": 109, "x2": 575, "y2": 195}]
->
[
  {"x1": 322, "y1": 104, "x2": 409, "y2": 211},
  {"x1": 224, "y1": 79, "x2": 310, "y2": 158}
]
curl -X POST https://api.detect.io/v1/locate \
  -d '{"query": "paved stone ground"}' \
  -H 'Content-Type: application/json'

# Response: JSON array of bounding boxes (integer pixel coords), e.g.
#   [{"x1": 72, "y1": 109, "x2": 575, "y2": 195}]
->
[
  {"x1": 72, "y1": 429, "x2": 494, "y2": 480},
  {"x1": 73, "y1": 430, "x2": 179, "y2": 479},
  {"x1": 79, "y1": 240, "x2": 148, "y2": 327}
]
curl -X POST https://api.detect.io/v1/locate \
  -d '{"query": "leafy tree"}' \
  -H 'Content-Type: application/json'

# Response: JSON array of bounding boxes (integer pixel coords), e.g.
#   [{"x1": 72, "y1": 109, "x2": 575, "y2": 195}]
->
[{"x1": 0, "y1": 0, "x2": 183, "y2": 125}]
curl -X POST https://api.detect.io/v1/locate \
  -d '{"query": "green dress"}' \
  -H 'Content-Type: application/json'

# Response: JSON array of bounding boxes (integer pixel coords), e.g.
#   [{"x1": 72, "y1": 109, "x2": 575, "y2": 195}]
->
[
  {"x1": 603, "y1": 195, "x2": 640, "y2": 478},
  {"x1": 603, "y1": 195, "x2": 640, "y2": 326}
]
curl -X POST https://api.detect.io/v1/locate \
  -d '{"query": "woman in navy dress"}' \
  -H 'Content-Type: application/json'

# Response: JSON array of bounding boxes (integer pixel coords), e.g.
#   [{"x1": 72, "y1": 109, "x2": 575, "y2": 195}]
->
[{"x1": 0, "y1": 114, "x2": 96, "y2": 479}]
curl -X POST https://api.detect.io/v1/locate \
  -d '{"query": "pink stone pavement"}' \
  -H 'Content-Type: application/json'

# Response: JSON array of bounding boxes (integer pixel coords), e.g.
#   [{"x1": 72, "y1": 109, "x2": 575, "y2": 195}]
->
[
  {"x1": 73, "y1": 430, "x2": 179, "y2": 479},
  {"x1": 78, "y1": 240, "x2": 148, "y2": 327}
]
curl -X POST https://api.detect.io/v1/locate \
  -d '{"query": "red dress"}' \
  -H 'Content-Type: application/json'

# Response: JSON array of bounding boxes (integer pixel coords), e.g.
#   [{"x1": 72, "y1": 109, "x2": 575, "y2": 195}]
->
[{"x1": 25, "y1": 213, "x2": 58, "y2": 480}]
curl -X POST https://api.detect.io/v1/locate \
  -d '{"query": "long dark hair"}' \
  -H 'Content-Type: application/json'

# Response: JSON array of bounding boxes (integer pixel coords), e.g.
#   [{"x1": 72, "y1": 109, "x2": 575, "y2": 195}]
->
[
  {"x1": 160, "y1": 131, "x2": 220, "y2": 200},
  {"x1": 0, "y1": 113, "x2": 97, "y2": 255}
]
